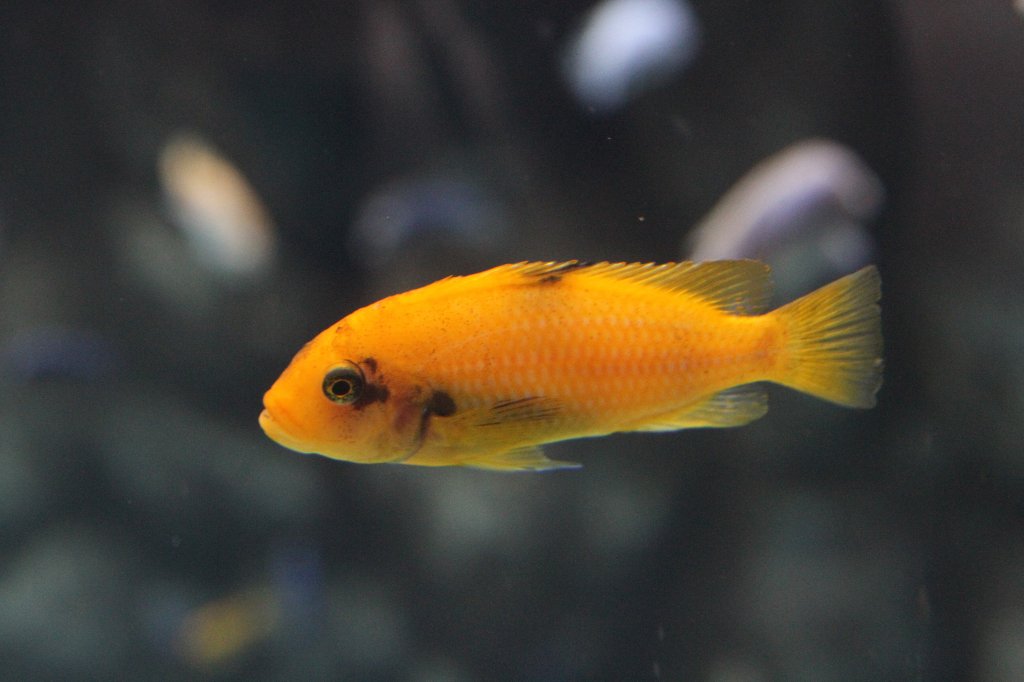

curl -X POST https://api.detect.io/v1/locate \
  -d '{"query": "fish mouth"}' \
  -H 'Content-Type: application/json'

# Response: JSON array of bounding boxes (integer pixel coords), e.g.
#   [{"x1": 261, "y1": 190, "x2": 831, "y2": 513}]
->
[{"x1": 259, "y1": 406, "x2": 315, "y2": 454}]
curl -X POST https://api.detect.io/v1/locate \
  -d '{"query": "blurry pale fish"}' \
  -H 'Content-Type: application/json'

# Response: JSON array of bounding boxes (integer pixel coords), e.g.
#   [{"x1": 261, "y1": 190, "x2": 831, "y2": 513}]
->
[
  {"x1": 350, "y1": 175, "x2": 507, "y2": 266},
  {"x1": 687, "y1": 140, "x2": 883, "y2": 294},
  {"x1": 348, "y1": 173, "x2": 514, "y2": 298},
  {"x1": 158, "y1": 134, "x2": 276, "y2": 279},
  {"x1": 563, "y1": 0, "x2": 700, "y2": 111}
]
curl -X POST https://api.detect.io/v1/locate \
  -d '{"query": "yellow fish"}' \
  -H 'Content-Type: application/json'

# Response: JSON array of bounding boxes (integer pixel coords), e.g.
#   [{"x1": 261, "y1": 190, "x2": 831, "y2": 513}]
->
[{"x1": 259, "y1": 261, "x2": 882, "y2": 471}]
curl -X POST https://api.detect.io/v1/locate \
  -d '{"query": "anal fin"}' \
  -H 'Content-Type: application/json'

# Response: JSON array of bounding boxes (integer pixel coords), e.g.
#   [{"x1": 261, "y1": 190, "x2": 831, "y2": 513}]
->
[
  {"x1": 464, "y1": 446, "x2": 580, "y2": 472},
  {"x1": 635, "y1": 385, "x2": 768, "y2": 431}
]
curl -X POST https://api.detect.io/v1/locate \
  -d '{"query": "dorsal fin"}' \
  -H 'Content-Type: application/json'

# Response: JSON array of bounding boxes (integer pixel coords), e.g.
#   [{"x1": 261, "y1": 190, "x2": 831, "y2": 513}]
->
[{"x1": 509, "y1": 260, "x2": 772, "y2": 315}]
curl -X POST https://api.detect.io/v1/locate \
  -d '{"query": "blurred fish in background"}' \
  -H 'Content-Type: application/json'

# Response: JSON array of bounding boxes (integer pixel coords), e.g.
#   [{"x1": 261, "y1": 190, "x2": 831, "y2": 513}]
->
[
  {"x1": 348, "y1": 172, "x2": 513, "y2": 295},
  {"x1": 170, "y1": 544, "x2": 325, "y2": 669},
  {"x1": 115, "y1": 133, "x2": 281, "y2": 320},
  {"x1": 175, "y1": 586, "x2": 280, "y2": 668},
  {"x1": 158, "y1": 133, "x2": 277, "y2": 283},
  {"x1": 687, "y1": 139, "x2": 884, "y2": 299},
  {"x1": 562, "y1": 0, "x2": 701, "y2": 112}
]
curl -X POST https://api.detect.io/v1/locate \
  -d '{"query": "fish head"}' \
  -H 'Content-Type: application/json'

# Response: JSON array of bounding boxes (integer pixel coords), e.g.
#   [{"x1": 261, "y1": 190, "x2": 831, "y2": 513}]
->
[{"x1": 259, "y1": 321, "x2": 426, "y2": 464}]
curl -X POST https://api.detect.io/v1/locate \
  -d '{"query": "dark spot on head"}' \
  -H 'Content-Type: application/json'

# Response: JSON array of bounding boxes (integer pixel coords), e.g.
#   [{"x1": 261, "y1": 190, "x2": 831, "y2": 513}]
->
[
  {"x1": 425, "y1": 390, "x2": 456, "y2": 417},
  {"x1": 352, "y1": 382, "x2": 389, "y2": 409},
  {"x1": 362, "y1": 357, "x2": 378, "y2": 373}
]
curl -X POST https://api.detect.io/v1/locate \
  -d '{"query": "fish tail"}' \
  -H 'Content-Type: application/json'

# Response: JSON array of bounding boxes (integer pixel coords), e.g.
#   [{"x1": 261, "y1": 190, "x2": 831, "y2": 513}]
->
[{"x1": 771, "y1": 266, "x2": 883, "y2": 408}]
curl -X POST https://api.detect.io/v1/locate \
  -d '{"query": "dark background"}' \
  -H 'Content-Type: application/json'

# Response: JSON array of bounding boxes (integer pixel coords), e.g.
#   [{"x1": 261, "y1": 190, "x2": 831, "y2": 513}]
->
[{"x1": 1, "y1": 1, "x2": 1022, "y2": 680}]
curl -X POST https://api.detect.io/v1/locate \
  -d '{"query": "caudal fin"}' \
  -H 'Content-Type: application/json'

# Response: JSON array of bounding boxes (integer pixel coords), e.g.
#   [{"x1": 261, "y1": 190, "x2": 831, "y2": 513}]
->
[{"x1": 771, "y1": 266, "x2": 883, "y2": 408}]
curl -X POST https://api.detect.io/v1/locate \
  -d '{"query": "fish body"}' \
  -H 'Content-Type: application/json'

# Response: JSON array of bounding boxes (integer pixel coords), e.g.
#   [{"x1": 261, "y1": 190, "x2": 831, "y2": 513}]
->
[{"x1": 259, "y1": 261, "x2": 882, "y2": 470}]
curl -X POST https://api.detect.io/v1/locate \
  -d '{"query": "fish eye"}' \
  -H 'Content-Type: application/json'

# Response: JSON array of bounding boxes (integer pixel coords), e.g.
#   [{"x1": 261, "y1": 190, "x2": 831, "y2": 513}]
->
[{"x1": 322, "y1": 362, "x2": 364, "y2": 404}]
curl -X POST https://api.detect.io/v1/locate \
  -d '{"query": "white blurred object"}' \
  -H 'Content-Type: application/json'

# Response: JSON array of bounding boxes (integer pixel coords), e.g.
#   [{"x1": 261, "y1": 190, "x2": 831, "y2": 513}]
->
[
  {"x1": 158, "y1": 134, "x2": 276, "y2": 280},
  {"x1": 687, "y1": 139, "x2": 883, "y2": 294},
  {"x1": 350, "y1": 175, "x2": 504, "y2": 265},
  {"x1": 563, "y1": 0, "x2": 701, "y2": 112}
]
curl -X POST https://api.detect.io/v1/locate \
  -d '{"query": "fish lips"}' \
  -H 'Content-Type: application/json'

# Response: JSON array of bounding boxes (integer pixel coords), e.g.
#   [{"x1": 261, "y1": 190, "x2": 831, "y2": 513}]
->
[{"x1": 258, "y1": 405, "x2": 318, "y2": 454}]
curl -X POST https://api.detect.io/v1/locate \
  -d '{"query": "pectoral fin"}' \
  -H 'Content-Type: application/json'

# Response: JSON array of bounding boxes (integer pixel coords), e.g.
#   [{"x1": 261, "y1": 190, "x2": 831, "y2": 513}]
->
[
  {"x1": 433, "y1": 396, "x2": 566, "y2": 444},
  {"x1": 472, "y1": 397, "x2": 563, "y2": 427},
  {"x1": 416, "y1": 395, "x2": 576, "y2": 470}
]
